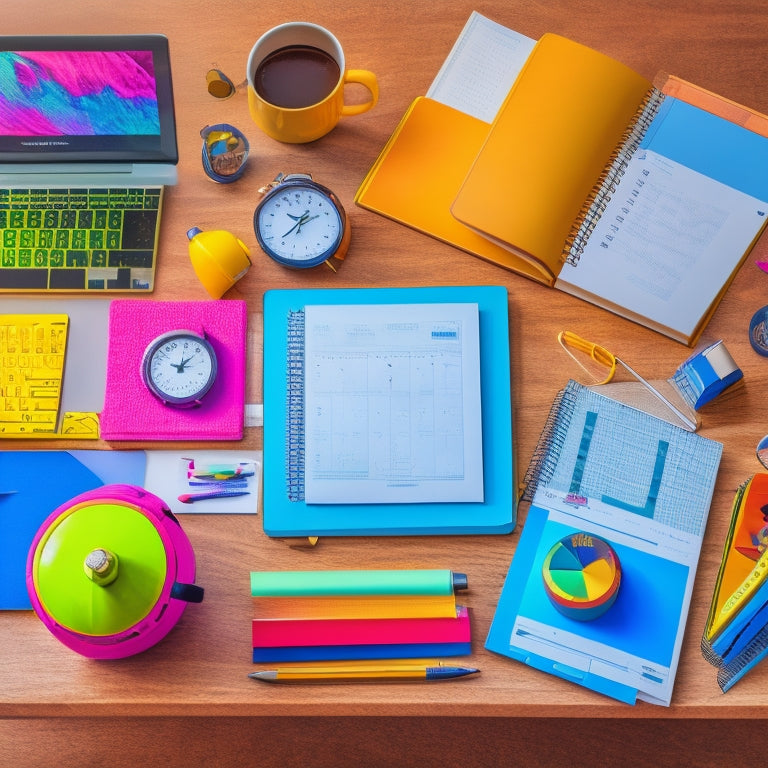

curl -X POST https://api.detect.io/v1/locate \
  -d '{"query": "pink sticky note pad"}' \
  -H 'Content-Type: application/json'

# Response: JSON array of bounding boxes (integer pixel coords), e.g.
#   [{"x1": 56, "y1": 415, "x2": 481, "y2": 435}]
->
[{"x1": 100, "y1": 299, "x2": 247, "y2": 441}]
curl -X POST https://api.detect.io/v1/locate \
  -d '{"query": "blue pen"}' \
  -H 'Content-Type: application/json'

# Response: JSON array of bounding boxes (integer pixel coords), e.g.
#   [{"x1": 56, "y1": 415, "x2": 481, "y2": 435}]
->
[{"x1": 188, "y1": 478, "x2": 250, "y2": 489}]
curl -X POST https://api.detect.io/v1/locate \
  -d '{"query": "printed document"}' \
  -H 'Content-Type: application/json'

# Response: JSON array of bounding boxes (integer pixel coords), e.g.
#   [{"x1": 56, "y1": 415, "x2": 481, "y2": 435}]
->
[
  {"x1": 557, "y1": 150, "x2": 768, "y2": 339},
  {"x1": 510, "y1": 487, "x2": 702, "y2": 706},
  {"x1": 303, "y1": 303, "x2": 484, "y2": 504},
  {"x1": 427, "y1": 11, "x2": 535, "y2": 122}
]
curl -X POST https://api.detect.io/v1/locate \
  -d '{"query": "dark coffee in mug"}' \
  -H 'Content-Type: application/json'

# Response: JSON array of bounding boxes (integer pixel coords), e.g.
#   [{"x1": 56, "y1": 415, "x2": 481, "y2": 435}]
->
[{"x1": 254, "y1": 45, "x2": 341, "y2": 109}]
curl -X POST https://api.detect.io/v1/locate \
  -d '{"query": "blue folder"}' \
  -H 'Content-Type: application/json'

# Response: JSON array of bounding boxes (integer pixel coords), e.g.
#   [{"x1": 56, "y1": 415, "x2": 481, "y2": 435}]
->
[
  {"x1": 262, "y1": 285, "x2": 515, "y2": 536},
  {"x1": 485, "y1": 381, "x2": 722, "y2": 706},
  {"x1": 0, "y1": 450, "x2": 146, "y2": 609}
]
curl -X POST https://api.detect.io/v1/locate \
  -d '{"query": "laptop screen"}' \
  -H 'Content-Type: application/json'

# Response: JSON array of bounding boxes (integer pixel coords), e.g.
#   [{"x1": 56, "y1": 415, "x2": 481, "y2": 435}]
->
[{"x1": 0, "y1": 34, "x2": 177, "y2": 164}]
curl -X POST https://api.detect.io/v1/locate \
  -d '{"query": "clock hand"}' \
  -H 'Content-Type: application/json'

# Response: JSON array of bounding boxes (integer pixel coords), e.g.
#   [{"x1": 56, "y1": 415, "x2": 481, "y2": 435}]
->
[
  {"x1": 171, "y1": 354, "x2": 195, "y2": 373},
  {"x1": 294, "y1": 214, "x2": 319, "y2": 235},
  {"x1": 281, "y1": 210, "x2": 319, "y2": 237},
  {"x1": 282, "y1": 210, "x2": 310, "y2": 237}
]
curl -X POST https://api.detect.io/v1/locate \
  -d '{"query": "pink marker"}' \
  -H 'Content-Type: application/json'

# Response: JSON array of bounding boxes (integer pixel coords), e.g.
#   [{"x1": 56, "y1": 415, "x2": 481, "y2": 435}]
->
[{"x1": 178, "y1": 490, "x2": 250, "y2": 504}]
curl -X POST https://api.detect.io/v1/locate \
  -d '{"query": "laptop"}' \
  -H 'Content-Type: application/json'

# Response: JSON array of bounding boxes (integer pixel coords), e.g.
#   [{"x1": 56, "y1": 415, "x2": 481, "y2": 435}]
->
[{"x1": 0, "y1": 34, "x2": 178, "y2": 292}]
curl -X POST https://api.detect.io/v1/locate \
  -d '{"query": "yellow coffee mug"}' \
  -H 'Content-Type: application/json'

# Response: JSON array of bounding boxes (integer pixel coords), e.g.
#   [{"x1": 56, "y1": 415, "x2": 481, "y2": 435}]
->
[{"x1": 247, "y1": 22, "x2": 378, "y2": 143}]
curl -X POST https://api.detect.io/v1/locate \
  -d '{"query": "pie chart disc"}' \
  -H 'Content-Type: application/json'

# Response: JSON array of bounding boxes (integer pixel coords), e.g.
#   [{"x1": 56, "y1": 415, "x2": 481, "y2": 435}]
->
[{"x1": 542, "y1": 532, "x2": 621, "y2": 621}]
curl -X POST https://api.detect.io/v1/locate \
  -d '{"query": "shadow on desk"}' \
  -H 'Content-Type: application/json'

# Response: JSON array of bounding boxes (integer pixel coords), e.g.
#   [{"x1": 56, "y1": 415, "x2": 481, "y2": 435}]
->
[{"x1": 0, "y1": 716, "x2": 756, "y2": 767}]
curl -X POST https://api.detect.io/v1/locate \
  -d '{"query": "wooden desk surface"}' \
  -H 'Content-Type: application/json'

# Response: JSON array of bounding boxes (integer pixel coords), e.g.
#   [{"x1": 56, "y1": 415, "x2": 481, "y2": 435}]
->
[{"x1": 3, "y1": 0, "x2": 768, "y2": 764}]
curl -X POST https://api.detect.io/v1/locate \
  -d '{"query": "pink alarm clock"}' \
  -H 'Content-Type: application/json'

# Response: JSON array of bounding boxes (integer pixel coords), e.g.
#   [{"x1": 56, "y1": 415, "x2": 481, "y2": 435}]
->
[{"x1": 26, "y1": 484, "x2": 204, "y2": 659}]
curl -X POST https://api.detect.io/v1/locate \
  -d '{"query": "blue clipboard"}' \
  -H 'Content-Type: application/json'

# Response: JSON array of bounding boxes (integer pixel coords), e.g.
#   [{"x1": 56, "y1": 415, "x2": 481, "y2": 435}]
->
[{"x1": 262, "y1": 285, "x2": 515, "y2": 536}]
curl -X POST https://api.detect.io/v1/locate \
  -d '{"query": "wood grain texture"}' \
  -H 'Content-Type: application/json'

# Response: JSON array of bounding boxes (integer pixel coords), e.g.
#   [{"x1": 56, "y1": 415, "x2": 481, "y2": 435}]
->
[{"x1": 2, "y1": 0, "x2": 768, "y2": 763}]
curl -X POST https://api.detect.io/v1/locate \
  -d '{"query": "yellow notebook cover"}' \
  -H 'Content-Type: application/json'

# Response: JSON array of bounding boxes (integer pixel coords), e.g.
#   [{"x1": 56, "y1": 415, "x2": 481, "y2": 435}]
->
[
  {"x1": 451, "y1": 33, "x2": 651, "y2": 273},
  {"x1": 356, "y1": 25, "x2": 768, "y2": 346},
  {"x1": 354, "y1": 97, "x2": 552, "y2": 284}
]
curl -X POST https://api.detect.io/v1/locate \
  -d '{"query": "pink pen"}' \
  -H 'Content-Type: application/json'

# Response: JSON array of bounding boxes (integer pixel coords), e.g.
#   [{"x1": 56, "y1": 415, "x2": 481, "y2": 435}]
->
[{"x1": 178, "y1": 490, "x2": 250, "y2": 504}]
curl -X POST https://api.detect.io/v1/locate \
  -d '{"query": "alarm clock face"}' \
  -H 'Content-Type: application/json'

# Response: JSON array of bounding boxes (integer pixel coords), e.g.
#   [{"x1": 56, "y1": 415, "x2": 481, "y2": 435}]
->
[
  {"x1": 255, "y1": 181, "x2": 344, "y2": 268},
  {"x1": 141, "y1": 331, "x2": 217, "y2": 407}
]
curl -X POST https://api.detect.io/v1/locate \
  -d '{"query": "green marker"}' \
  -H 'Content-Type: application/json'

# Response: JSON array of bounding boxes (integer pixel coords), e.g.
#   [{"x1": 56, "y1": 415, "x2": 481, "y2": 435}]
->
[{"x1": 250, "y1": 569, "x2": 468, "y2": 597}]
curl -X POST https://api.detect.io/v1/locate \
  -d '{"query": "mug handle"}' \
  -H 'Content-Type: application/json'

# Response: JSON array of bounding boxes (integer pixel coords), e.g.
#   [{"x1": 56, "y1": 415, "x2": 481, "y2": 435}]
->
[{"x1": 341, "y1": 70, "x2": 379, "y2": 116}]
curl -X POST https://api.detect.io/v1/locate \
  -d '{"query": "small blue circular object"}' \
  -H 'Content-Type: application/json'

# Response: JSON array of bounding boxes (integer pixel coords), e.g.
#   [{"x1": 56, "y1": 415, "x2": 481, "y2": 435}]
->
[
  {"x1": 749, "y1": 306, "x2": 768, "y2": 356},
  {"x1": 200, "y1": 123, "x2": 249, "y2": 183}
]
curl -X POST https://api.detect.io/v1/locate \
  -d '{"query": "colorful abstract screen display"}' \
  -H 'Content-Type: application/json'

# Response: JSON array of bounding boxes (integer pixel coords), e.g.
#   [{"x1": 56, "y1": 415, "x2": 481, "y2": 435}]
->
[
  {"x1": 0, "y1": 50, "x2": 161, "y2": 137},
  {"x1": 0, "y1": 35, "x2": 176, "y2": 163}
]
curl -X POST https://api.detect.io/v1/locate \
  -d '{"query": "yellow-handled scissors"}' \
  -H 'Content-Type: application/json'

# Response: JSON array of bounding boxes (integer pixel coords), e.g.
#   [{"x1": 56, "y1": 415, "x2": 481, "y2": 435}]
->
[{"x1": 558, "y1": 331, "x2": 697, "y2": 432}]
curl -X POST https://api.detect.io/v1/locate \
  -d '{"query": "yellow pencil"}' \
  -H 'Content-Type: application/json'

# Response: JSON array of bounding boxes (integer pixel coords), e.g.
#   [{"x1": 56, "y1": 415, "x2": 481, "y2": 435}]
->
[{"x1": 248, "y1": 663, "x2": 479, "y2": 682}]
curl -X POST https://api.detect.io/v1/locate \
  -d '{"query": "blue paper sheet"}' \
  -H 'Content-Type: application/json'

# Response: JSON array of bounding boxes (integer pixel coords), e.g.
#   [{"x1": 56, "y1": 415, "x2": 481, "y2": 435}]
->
[
  {"x1": 641, "y1": 97, "x2": 768, "y2": 201},
  {"x1": 0, "y1": 450, "x2": 145, "y2": 609}
]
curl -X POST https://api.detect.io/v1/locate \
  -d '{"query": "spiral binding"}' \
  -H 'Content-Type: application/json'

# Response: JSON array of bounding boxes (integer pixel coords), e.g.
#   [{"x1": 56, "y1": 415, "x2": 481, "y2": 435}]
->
[
  {"x1": 700, "y1": 634, "x2": 722, "y2": 667},
  {"x1": 286, "y1": 309, "x2": 305, "y2": 502},
  {"x1": 717, "y1": 618, "x2": 768, "y2": 692},
  {"x1": 563, "y1": 87, "x2": 667, "y2": 266},
  {"x1": 521, "y1": 379, "x2": 581, "y2": 502}
]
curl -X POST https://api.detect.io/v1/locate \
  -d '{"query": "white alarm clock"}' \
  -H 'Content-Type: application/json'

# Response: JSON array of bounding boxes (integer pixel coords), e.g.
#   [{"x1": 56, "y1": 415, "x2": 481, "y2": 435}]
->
[
  {"x1": 140, "y1": 329, "x2": 218, "y2": 408},
  {"x1": 253, "y1": 172, "x2": 349, "y2": 271}
]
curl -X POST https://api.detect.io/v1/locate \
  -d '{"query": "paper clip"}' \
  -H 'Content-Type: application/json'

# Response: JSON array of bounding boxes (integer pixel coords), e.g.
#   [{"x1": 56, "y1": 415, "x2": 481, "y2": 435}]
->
[{"x1": 558, "y1": 331, "x2": 698, "y2": 432}]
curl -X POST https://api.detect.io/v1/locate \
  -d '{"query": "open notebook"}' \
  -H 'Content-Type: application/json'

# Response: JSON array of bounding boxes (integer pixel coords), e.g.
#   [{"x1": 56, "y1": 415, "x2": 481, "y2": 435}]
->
[{"x1": 356, "y1": 14, "x2": 768, "y2": 345}]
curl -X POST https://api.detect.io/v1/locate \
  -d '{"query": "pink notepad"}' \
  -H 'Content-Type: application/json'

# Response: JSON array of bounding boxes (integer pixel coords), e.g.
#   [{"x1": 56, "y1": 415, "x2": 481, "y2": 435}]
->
[
  {"x1": 251, "y1": 606, "x2": 471, "y2": 648},
  {"x1": 100, "y1": 299, "x2": 247, "y2": 441}
]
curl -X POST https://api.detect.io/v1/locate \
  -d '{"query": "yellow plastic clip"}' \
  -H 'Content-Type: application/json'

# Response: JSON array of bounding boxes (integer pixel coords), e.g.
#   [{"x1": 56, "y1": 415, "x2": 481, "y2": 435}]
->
[{"x1": 557, "y1": 330, "x2": 617, "y2": 384}]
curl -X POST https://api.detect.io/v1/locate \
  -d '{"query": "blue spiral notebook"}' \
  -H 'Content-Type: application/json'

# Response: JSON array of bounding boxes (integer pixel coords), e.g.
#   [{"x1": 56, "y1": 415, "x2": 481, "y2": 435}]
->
[
  {"x1": 486, "y1": 381, "x2": 722, "y2": 706},
  {"x1": 262, "y1": 285, "x2": 515, "y2": 537}
]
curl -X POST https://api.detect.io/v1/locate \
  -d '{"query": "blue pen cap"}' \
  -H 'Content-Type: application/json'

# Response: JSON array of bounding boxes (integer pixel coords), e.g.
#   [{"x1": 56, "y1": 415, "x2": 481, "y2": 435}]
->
[{"x1": 452, "y1": 572, "x2": 469, "y2": 591}]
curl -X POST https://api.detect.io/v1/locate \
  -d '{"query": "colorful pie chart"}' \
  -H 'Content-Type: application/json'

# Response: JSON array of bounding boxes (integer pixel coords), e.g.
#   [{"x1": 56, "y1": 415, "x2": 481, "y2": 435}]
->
[{"x1": 542, "y1": 532, "x2": 621, "y2": 621}]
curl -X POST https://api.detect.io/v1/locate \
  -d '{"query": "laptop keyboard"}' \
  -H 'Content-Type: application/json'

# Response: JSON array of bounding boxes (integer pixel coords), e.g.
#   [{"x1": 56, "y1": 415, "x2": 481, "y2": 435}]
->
[{"x1": 0, "y1": 187, "x2": 163, "y2": 292}]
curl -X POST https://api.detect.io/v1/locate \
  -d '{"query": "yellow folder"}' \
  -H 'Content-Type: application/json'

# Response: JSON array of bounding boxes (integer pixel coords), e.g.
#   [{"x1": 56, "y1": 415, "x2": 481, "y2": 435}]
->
[
  {"x1": 451, "y1": 33, "x2": 651, "y2": 279},
  {"x1": 355, "y1": 96, "x2": 550, "y2": 283}
]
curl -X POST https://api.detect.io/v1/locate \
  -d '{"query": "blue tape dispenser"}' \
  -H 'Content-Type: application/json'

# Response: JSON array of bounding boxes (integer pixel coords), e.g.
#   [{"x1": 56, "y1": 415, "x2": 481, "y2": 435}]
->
[{"x1": 671, "y1": 340, "x2": 743, "y2": 410}]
